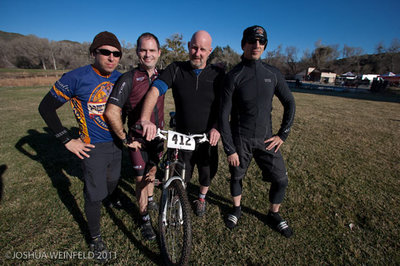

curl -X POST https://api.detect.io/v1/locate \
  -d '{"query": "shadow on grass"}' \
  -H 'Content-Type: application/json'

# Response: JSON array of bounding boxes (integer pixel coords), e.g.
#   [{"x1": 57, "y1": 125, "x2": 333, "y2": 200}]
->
[
  {"x1": 15, "y1": 128, "x2": 163, "y2": 263},
  {"x1": 0, "y1": 164, "x2": 6, "y2": 203},
  {"x1": 104, "y1": 188, "x2": 161, "y2": 265},
  {"x1": 292, "y1": 87, "x2": 400, "y2": 103},
  {"x1": 105, "y1": 155, "x2": 165, "y2": 264},
  {"x1": 15, "y1": 127, "x2": 91, "y2": 244},
  {"x1": 186, "y1": 182, "x2": 269, "y2": 226}
]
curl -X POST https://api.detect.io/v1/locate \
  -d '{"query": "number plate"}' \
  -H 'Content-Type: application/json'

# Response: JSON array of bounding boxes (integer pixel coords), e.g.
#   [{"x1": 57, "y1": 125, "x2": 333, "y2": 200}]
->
[{"x1": 167, "y1": 130, "x2": 196, "y2": 151}]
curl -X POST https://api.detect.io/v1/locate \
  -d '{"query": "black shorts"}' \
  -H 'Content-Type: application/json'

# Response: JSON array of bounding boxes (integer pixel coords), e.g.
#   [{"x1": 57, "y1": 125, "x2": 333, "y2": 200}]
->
[
  {"x1": 82, "y1": 141, "x2": 122, "y2": 202},
  {"x1": 129, "y1": 138, "x2": 164, "y2": 176},
  {"x1": 177, "y1": 142, "x2": 218, "y2": 187},
  {"x1": 229, "y1": 137, "x2": 287, "y2": 182}
]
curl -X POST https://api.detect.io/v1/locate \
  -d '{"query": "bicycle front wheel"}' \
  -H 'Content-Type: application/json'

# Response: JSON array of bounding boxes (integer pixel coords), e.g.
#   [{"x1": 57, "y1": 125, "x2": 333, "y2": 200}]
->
[{"x1": 159, "y1": 179, "x2": 192, "y2": 265}]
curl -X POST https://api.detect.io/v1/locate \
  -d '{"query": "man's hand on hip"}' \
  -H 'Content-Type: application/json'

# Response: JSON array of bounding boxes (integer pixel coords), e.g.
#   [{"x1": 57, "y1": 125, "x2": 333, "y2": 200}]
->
[
  {"x1": 65, "y1": 138, "x2": 95, "y2": 159},
  {"x1": 265, "y1": 135, "x2": 283, "y2": 152}
]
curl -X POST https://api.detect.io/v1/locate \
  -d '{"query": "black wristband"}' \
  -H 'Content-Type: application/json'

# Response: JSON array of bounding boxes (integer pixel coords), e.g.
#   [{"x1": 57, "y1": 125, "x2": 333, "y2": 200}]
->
[
  {"x1": 55, "y1": 129, "x2": 72, "y2": 144},
  {"x1": 122, "y1": 131, "x2": 133, "y2": 146}
]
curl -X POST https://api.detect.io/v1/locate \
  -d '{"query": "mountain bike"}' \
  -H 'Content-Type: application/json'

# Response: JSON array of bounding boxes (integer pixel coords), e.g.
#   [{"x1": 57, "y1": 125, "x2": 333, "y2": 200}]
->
[{"x1": 154, "y1": 127, "x2": 208, "y2": 266}]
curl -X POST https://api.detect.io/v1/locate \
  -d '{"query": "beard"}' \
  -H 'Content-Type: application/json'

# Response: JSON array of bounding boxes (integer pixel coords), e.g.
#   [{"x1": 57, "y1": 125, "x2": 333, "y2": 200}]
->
[{"x1": 189, "y1": 57, "x2": 204, "y2": 69}]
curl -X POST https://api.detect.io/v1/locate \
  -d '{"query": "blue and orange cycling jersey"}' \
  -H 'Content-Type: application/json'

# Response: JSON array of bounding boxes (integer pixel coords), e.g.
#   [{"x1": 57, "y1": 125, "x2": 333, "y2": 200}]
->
[{"x1": 50, "y1": 65, "x2": 121, "y2": 144}]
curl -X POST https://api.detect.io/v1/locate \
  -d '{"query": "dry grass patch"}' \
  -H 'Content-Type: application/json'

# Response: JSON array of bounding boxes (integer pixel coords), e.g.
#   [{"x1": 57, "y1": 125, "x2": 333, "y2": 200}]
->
[{"x1": 0, "y1": 85, "x2": 399, "y2": 265}]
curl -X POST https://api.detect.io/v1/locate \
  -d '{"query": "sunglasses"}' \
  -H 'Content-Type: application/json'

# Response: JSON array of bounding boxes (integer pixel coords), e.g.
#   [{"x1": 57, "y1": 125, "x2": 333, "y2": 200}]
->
[
  {"x1": 247, "y1": 38, "x2": 267, "y2": 46},
  {"x1": 96, "y1": 49, "x2": 122, "y2": 57}
]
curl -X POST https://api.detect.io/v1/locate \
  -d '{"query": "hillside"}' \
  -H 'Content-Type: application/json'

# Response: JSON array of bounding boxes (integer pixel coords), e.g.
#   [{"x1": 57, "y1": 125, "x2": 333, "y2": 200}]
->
[
  {"x1": 0, "y1": 30, "x2": 398, "y2": 76},
  {"x1": 0, "y1": 30, "x2": 24, "y2": 41},
  {"x1": 326, "y1": 52, "x2": 400, "y2": 75}
]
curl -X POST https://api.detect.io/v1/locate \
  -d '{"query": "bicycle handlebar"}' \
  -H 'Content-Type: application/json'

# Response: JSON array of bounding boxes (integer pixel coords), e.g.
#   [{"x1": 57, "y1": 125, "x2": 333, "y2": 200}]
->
[{"x1": 155, "y1": 128, "x2": 209, "y2": 143}]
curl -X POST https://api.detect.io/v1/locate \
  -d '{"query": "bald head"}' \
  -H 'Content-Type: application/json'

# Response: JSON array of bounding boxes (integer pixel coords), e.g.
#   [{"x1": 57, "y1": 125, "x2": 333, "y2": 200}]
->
[
  {"x1": 190, "y1": 30, "x2": 212, "y2": 45},
  {"x1": 188, "y1": 30, "x2": 212, "y2": 69}
]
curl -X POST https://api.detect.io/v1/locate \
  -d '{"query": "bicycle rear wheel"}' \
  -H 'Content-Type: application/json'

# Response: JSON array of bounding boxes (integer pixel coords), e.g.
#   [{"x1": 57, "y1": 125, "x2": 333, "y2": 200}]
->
[{"x1": 159, "y1": 179, "x2": 192, "y2": 265}]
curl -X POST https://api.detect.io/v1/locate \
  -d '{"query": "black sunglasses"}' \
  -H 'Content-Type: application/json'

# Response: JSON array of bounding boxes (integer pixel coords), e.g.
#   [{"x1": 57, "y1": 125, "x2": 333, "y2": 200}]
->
[
  {"x1": 247, "y1": 38, "x2": 267, "y2": 46},
  {"x1": 96, "y1": 49, "x2": 122, "y2": 57}
]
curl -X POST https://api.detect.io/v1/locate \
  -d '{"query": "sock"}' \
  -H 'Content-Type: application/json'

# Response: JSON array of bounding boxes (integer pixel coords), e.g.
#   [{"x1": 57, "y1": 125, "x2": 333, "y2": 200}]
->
[
  {"x1": 199, "y1": 193, "x2": 206, "y2": 202},
  {"x1": 233, "y1": 206, "x2": 241, "y2": 218},
  {"x1": 141, "y1": 213, "x2": 150, "y2": 224},
  {"x1": 268, "y1": 211, "x2": 283, "y2": 223}
]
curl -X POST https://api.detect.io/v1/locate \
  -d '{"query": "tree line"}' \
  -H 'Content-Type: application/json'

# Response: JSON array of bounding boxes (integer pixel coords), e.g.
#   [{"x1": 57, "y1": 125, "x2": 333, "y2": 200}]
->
[{"x1": 0, "y1": 31, "x2": 399, "y2": 77}]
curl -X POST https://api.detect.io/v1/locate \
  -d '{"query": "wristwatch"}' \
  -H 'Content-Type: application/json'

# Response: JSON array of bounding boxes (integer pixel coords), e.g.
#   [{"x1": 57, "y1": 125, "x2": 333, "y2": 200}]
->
[{"x1": 122, "y1": 133, "x2": 133, "y2": 146}]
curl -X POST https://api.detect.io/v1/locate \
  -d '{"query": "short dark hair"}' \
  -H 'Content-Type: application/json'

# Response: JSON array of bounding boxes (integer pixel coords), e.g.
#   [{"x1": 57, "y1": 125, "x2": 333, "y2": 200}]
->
[{"x1": 136, "y1": 32, "x2": 160, "y2": 51}]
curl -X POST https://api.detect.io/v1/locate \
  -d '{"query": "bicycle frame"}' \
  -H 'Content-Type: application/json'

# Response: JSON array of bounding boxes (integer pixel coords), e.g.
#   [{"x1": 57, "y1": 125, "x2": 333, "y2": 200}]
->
[{"x1": 156, "y1": 128, "x2": 208, "y2": 265}]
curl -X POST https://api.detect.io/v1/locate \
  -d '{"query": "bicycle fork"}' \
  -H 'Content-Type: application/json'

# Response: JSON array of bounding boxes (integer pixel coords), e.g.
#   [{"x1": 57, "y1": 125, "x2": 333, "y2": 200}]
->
[{"x1": 161, "y1": 163, "x2": 186, "y2": 226}]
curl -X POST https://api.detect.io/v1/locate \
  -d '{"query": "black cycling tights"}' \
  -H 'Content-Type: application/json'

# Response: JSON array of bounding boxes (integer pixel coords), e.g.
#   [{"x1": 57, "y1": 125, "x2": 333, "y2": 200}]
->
[
  {"x1": 230, "y1": 179, "x2": 243, "y2": 197},
  {"x1": 230, "y1": 176, "x2": 288, "y2": 204}
]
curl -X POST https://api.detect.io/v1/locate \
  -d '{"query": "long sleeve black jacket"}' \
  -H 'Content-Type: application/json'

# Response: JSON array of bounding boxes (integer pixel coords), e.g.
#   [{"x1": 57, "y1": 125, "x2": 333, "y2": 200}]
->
[{"x1": 219, "y1": 58, "x2": 295, "y2": 155}]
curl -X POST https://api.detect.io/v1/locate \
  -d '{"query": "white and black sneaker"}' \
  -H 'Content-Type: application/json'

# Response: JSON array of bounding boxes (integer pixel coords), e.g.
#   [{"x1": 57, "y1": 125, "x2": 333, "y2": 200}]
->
[
  {"x1": 225, "y1": 207, "x2": 241, "y2": 229},
  {"x1": 266, "y1": 211, "x2": 293, "y2": 238}
]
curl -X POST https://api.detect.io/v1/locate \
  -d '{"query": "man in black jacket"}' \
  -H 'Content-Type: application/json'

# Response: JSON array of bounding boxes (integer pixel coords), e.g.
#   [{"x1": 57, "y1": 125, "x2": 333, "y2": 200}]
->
[
  {"x1": 219, "y1": 25, "x2": 295, "y2": 238},
  {"x1": 140, "y1": 30, "x2": 224, "y2": 217}
]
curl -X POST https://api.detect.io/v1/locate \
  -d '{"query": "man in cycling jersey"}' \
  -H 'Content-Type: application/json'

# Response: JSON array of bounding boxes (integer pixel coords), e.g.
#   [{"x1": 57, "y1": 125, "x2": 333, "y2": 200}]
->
[
  {"x1": 140, "y1": 30, "x2": 225, "y2": 217},
  {"x1": 38, "y1": 31, "x2": 123, "y2": 261},
  {"x1": 104, "y1": 32, "x2": 163, "y2": 241},
  {"x1": 219, "y1": 25, "x2": 296, "y2": 238}
]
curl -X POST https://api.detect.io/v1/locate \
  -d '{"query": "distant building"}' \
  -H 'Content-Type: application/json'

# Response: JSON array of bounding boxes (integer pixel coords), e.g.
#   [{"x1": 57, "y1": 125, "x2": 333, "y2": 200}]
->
[
  {"x1": 295, "y1": 67, "x2": 336, "y2": 84},
  {"x1": 320, "y1": 72, "x2": 336, "y2": 84}
]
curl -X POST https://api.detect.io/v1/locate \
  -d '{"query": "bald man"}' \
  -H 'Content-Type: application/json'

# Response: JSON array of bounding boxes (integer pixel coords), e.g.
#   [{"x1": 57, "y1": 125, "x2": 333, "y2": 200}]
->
[{"x1": 140, "y1": 30, "x2": 225, "y2": 217}]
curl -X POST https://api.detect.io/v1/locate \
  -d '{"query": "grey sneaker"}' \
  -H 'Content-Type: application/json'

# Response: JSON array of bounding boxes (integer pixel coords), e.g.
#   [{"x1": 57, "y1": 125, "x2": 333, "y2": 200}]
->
[
  {"x1": 147, "y1": 200, "x2": 159, "y2": 211},
  {"x1": 140, "y1": 221, "x2": 156, "y2": 241},
  {"x1": 194, "y1": 199, "x2": 206, "y2": 217},
  {"x1": 89, "y1": 236, "x2": 110, "y2": 263}
]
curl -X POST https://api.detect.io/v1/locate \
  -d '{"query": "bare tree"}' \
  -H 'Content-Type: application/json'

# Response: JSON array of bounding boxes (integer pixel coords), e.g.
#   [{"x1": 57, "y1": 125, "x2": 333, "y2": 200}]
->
[
  {"x1": 119, "y1": 40, "x2": 138, "y2": 71},
  {"x1": 208, "y1": 45, "x2": 240, "y2": 71},
  {"x1": 375, "y1": 41, "x2": 386, "y2": 54},
  {"x1": 285, "y1": 46, "x2": 298, "y2": 76},
  {"x1": 342, "y1": 45, "x2": 364, "y2": 73},
  {"x1": 388, "y1": 38, "x2": 400, "y2": 53},
  {"x1": 265, "y1": 45, "x2": 285, "y2": 71},
  {"x1": 342, "y1": 45, "x2": 364, "y2": 58},
  {"x1": 0, "y1": 39, "x2": 15, "y2": 68},
  {"x1": 311, "y1": 41, "x2": 339, "y2": 69},
  {"x1": 158, "y1": 33, "x2": 188, "y2": 68}
]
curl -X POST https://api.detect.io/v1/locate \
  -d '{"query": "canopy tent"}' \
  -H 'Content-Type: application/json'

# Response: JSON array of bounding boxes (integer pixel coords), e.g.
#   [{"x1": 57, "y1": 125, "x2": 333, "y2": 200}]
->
[
  {"x1": 341, "y1": 72, "x2": 357, "y2": 79},
  {"x1": 379, "y1": 72, "x2": 400, "y2": 82}
]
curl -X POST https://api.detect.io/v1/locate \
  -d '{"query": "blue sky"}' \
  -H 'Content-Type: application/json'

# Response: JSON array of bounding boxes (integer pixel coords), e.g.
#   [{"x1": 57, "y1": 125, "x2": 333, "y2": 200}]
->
[{"x1": 1, "y1": 0, "x2": 399, "y2": 59}]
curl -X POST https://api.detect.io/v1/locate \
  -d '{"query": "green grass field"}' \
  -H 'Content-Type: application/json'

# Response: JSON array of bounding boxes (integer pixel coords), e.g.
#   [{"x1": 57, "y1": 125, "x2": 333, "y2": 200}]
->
[{"x1": 0, "y1": 83, "x2": 399, "y2": 265}]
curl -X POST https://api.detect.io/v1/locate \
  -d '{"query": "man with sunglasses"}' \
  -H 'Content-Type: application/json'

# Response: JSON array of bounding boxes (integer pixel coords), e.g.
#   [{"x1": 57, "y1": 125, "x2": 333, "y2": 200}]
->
[
  {"x1": 105, "y1": 32, "x2": 163, "y2": 241},
  {"x1": 38, "y1": 31, "x2": 122, "y2": 262},
  {"x1": 219, "y1": 25, "x2": 296, "y2": 238}
]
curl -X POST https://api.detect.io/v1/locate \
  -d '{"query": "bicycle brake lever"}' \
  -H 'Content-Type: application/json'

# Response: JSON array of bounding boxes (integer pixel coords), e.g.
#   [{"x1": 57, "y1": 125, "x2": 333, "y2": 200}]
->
[
  {"x1": 198, "y1": 134, "x2": 209, "y2": 143},
  {"x1": 155, "y1": 128, "x2": 167, "y2": 140}
]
